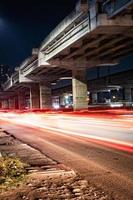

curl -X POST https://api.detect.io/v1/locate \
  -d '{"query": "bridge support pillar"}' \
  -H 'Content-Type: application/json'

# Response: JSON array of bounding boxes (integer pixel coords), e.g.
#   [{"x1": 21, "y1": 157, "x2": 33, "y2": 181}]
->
[
  {"x1": 18, "y1": 92, "x2": 26, "y2": 110},
  {"x1": 2, "y1": 99, "x2": 9, "y2": 109},
  {"x1": 39, "y1": 84, "x2": 52, "y2": 109},
  {"x1": 124, "y1": 87, "x2": 132, "y2": 102},
  {"x1": 30, "y1": 84, "x2": 40, "y2": 109},
  {"x1": 72, "y1": 69, "x2": 88, "y2": 110},
  {"x1": 9, "y1": 97, "x2": 15, "y2": 109}
]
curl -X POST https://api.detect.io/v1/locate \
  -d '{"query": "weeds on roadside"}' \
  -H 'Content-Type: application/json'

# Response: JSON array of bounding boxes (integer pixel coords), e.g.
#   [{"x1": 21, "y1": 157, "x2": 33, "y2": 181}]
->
[{"x1": 0, "y1": 157, "x2": 29, "y2": 192}]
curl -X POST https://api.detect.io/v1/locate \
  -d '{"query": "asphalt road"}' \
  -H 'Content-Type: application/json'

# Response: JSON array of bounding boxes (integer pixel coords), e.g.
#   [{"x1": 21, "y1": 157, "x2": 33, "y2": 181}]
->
[{"x1": 0, "y1": 112, "x2": 133, "y2": 200}]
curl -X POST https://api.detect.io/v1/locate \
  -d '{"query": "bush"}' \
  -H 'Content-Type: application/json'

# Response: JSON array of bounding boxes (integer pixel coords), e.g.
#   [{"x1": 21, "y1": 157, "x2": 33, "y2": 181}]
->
[{"x1": 0, "y1": 157, "x2": 28, "y2": 186}]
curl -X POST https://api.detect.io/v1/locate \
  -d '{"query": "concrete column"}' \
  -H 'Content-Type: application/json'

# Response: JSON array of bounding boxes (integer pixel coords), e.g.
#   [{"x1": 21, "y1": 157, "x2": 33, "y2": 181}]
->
[
  {"x1": 91, "y1": 93, "x2": 98, "y2": 104},
  {"x1": 18, "y1": 92, "x2": 26, "y2": 110},
  {"x1": 72, "y1": 69, "x2": 88, "y2": 110},
  {"x1": 14, "y1": 96, "x2": 19, "y2": 109},
  {"x1": 30, "y1": 84, "x2": 40, "y2": 109},
  {"x1": 124, "y1": 87, "x2": 132, "y2": 102},
  {"x1": 9, "y1": 97, "x2": 15, "y2": 109},
  {"x1": 40, "y1": 84, "x2": 52, "y2": 109},
  {"x1": 2, "y1": 99, "x2": 9, "y2": 109}
]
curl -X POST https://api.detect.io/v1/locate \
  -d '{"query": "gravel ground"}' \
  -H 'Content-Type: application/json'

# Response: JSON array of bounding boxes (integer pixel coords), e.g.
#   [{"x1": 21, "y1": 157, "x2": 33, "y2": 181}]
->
[{"x1": 0, "y1": 128, "x2": 113, "y2": 200}]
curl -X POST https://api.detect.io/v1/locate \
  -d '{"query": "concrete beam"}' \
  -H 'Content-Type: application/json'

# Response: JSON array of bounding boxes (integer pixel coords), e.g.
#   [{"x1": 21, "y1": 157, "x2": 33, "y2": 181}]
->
[
  {"x1": 65, "y1": 35, "x2": 107, "y2": 59},
  {"x1": 80, "y1": 35, "x2": 126, "y2": 59},
  {"x1": 99, "y1": 39, "x2": 133, "y2": 58},
  {"x1": 49, "y1": 59, "x2": 106, "y2": 69},
  {"x1": 97, "y1": 14, "x2": 133, "y2": 27}
]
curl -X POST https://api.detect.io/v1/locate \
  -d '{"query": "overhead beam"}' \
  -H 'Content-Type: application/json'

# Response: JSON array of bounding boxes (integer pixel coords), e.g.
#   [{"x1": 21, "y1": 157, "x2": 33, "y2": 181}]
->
[
  {"x1": 79, "y1": 35, "x2": 128, "y2": 59},
  {"x1": 64, "y1": 35, "x2": 107, "y2": 59}
]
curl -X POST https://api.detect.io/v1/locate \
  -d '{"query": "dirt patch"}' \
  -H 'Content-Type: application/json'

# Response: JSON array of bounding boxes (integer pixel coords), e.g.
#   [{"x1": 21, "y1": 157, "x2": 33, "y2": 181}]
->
[{"x1": 0, "y1": 171, "x2": 111, "y2": 200}]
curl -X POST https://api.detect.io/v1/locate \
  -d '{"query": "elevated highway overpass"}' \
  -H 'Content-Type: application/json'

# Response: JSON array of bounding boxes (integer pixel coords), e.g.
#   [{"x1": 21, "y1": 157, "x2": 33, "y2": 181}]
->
[{"x1": 1, "y1": 0, "x2": 133, "y2": 110}]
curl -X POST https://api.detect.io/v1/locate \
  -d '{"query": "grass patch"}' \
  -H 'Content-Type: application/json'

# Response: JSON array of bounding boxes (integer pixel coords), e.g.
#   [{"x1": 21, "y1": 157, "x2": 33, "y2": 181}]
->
[{"x1": 0, "y1": 157, "x2": 29, "y2": 192}]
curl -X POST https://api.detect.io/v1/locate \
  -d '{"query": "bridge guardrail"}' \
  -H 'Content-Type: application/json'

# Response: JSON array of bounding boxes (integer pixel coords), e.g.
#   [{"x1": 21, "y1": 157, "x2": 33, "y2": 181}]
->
[
  {"x1": 3, "y1": 78, "x2": 12, "y2": 90},
  {"x1": 40, "y1": 8, "x2": 84, "y2": 51},
  {"x1": 21, "y1": 59, "x2": 38, "y2": 76},
  {"x1": 12, "y1": 72, "x2": 19, "y2": 84}
]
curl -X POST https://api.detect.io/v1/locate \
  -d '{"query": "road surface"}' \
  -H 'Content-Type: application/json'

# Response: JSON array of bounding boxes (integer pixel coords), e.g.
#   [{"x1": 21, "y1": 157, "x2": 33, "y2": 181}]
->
[{"x1": 0, "y1": 111, "x2": 133, "y2": 200}]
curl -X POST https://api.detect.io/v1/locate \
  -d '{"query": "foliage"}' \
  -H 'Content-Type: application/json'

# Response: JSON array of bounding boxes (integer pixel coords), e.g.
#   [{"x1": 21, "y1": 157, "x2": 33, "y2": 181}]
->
[{"x1": 0, "y1": 157, "x2": 28, "y2": 190}]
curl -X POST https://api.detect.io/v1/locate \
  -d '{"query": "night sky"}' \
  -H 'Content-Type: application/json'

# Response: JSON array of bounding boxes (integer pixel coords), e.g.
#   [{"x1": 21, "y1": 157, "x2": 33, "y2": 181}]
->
[
  {"x1": 0, "y1": 0, "x2": 77, "y2": 71},
  {"x1": 0, "y1": 0, "x2": 133, "y2": 73}
]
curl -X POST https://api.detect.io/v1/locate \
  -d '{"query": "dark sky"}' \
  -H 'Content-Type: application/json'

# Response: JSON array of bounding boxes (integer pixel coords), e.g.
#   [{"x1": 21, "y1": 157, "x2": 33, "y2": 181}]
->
[
  {"x1": 0, "y1": 0, "x2": 133, "y2": 73},
  {"x1": 0, "y1": 0, "x2": 77, "y2": 71}
]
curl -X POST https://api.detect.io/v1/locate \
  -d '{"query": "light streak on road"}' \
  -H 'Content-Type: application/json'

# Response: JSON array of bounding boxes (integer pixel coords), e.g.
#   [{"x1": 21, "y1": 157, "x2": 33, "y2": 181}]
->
[
  {"x1": 0, "y1": 111, "x2": 133, "y2": 153},
  {"x1": 0, "y1": 110, "x2": 133, "y2": 200}
]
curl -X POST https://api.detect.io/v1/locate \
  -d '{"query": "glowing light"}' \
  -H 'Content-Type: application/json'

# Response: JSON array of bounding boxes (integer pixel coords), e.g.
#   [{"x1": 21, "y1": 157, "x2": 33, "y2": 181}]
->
[
  {"x1": 110, "y1": 103, "x2": 123, "y2": 108},
  {"x1": 51, "y1": 82, "x2": 56, "y2": 85},
  {"x1": 0, "y1": 110, "x2": 133, "y2": 154},
  {"x1": 65, "y1": 95, "x2": 69, "y2": 99},
  {"x1": 53, "y1": 104, "x2": 60, "y2": 109},
  {"x1": 59, "y1": 77, "x2": 72, "y2": 80}
]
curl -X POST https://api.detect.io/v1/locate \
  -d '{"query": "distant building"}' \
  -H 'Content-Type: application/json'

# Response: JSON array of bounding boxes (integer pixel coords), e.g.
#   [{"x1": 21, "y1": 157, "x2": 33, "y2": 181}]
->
[{"x1": 0, "y1": 65, "x2": 10, "y2": 89}]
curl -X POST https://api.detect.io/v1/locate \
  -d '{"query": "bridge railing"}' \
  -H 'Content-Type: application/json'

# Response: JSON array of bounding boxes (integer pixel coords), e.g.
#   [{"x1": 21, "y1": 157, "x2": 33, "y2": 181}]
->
[
  {"x1": 102, "y1": 0, "x2": 133, "y2": 17},
  {"x1": 21, "y1": 59, "x2": 38, "y2": 76},
  {"x1": 12, "y1": 72, "x2": 19, "y2": 84},
  {"x1": 40, "y1": 0, "x2": 89, "y2": 51},
  {"x1": 40, "y1": 11, "x2": 80, "y2": 50},
  {"x1": 3, "y1": 78, "x2": 12, "y2": 90}
]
